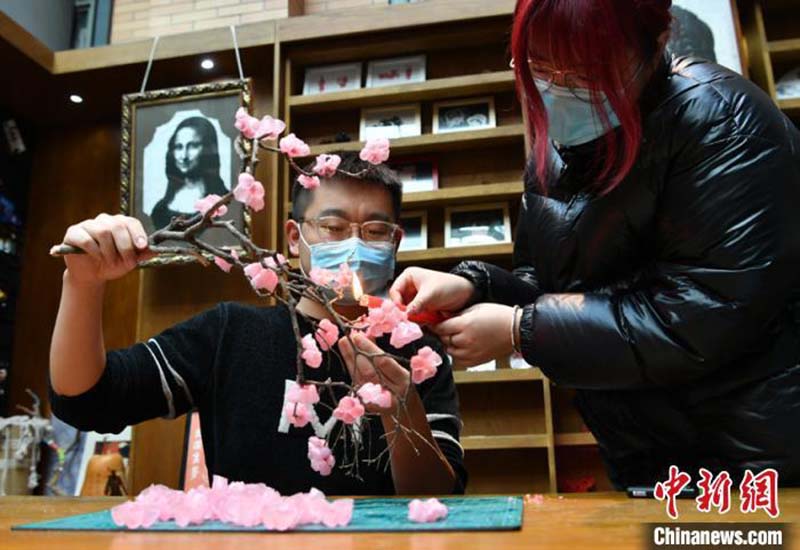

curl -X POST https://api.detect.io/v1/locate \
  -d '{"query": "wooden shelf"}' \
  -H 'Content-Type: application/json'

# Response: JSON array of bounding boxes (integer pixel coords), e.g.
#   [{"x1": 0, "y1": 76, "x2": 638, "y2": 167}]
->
[
  {"x1": 778, "y1": 97, "x2": 800, "y2": 116},
  {"x1": 462, "y1": 434, "x2": 549, "y2": 450},
  {"x1": 454, "y1": 368, "x2": 543, "y2": 384},
  {"x1": 554, "y1": 432, "x2": 598, "y2": 446},
  {"x1": 289, "y1": 71, "x2": 514, "y2": 114},
  {"x1": 768, "y1": 38, "x2": 800, "y2": 64},
  {"x1": 403, "y1": 181, "x2": 523, "y2": 208},
  {"x1": 307, "y1": 124, "x2": 525, "y2": 156},
  {"x1": 397, "y1": 243, "x2": 513, "y2": 264}
]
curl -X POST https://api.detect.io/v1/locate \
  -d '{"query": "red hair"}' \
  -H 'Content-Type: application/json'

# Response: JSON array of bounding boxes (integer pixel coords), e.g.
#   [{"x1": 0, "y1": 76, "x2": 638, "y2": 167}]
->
[{"x1": 511, "y1": 0, "x2": 672, "y2": 193}]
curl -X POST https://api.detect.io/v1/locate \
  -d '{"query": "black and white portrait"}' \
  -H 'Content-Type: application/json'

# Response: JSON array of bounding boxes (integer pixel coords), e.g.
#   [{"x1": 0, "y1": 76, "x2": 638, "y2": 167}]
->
[
  {"x1": 669, "y1": 0, "x2": 744, "y2": 74},
  {"x1": 433, "y1": 97, "x2": 496, "y2": 134},
  {"x1": 360, "y1": 104, "x2": 421, "y2": 141},
  {"x1": 398, "y1": 211, "x2": 427, "y2": 252},
  {"x1": 121, "y1": 81, "x2": 251, "y2": 263}
]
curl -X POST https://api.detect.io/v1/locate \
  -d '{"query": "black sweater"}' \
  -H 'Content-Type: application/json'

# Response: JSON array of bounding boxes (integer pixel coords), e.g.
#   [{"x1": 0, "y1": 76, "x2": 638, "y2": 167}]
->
[{"x1": 50, "y1": 302, "x2": 466, "y2": 495}]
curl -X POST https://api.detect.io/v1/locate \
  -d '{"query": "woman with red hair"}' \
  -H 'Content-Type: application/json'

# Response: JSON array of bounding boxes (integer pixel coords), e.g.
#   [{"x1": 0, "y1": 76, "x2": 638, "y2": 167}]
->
[{"x1": 392, "y1": 0, "x2": 800, "y2": 489}]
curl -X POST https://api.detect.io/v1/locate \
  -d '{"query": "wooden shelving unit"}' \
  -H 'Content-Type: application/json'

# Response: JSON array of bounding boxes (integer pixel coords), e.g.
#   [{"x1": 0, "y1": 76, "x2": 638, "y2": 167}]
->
[
  {"x1": 741, "y1": 0, "x2": 800, "y2": 120},
  {"x1": 277, "y1": 12, "x2": 605, "y2": 495}
]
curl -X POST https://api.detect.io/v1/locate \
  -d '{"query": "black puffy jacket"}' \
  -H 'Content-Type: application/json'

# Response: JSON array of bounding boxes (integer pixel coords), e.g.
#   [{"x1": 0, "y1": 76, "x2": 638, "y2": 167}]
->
[{"x1": 452, "y1": 56, "x2": 800, "y2": 489}]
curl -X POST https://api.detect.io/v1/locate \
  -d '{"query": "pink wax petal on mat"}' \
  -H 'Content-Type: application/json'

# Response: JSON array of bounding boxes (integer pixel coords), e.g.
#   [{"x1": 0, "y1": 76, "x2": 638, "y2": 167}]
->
[{"x1": 408, "y1": 498, "x2": 448, "y2": 523}]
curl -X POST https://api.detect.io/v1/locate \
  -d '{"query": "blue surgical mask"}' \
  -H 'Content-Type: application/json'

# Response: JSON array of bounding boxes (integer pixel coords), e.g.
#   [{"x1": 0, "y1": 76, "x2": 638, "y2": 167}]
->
[
  {"x1": 535, "y1": 79, "x2": 620, "y2": 146},
  {"x1": 300, "y1": 231, "x2": 396, "y2": 303}
]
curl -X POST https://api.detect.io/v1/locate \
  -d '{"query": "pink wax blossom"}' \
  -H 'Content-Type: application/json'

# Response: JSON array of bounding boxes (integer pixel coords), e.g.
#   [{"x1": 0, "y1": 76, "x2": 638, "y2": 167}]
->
[
  {"x1": 301, "y1": 333, "x2": 323, "y2": 368},
  {"x1": 410, "y1": 346, "x2": 442, "y2": 384},
  {"x1": 244, "y1": 262, "x2": 279, "y2": 293},
  {"x1": 194, "y1": 194, "x2": 228, "y2": 218},
  {"x1": 309, "y1": 264, "x2": 352, "y2": 290},
  {"x1": 315, "y1": 319, "x2": 340, "y2": 351},
  {"x1": 297, "y1": 174, "x2": 321, "y2": 189},
  {"x1": 356, "y1": 382, "x2": 392, "y2": 409},
  {"x1": 389, "y1": 320, "x2": 423, "y2": 349},
  {"x1": 365, "y1": 300, "x2": 407, "y2": 338},
  {"x1": 234, "y1": 108, "x2": 286, "y2": 140},
  {"x1": 333, "y1": 395, "x2": 365, "y2": 424},
  {"x1": 309, "y1": 267, "x2": 335, "y2": 287},
  {"x1": 213, "y1": 249, "x2": 239, "y2": 273},
  {"x1": 279, "y1": 133, "x2": 311, "y2": 158},
  {"x1": 359, "y1": 137, "x2": 390, "y2": 164},
  {"x1": 334, "y1": 263, "x2": 353, "y2": 289},
  {"x1": 111, "y1": 475, "x2": 353, "y2": 530},
  {"x1": 283, "y1": 401, "x2": 312, "y2": 428},
  {"x1": 312, "y1": 154, "x2": 341, "y2": 177},
  {"x1": 233, "y1": 172, "x2": 265, "y2": 212},
  {"x1": 408, "y1": 498, "x2": 448, "y2": 523},
  {"x1": 307, "y1": 436, "x2": 336, "y2": 476},
  {"x1": 286, "y1": 383, "x2": 320, "y2": 405}
]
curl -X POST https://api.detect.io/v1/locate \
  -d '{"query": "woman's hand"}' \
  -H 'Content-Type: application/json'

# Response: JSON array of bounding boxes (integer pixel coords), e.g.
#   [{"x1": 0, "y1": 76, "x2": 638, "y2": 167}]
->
[
  {"x1": 432, "y1": 303, "x2": 518, "y2": 368},
  {"x1": 57, "y1": 213, "x2": 155, "y2": 286},
  {"x1": 338, "y1": 332, "x2": 411, "y2": 412},
  {"x1": 389, "y1": 267, "x2": 475, "y2": 314}
]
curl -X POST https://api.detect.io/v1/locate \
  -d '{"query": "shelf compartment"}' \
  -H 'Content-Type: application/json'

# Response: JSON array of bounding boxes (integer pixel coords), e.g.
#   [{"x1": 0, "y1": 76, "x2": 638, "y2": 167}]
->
[
  {"x1": 289, "y1": 71, "x2": 515, "y2": 114},
  {"x1": 454, "y1": 368, "x2": 543, "y2": 384},
  {"x1": 554, "y1": 432, "x2": 597, "y2": 446},
  {"x1": 306, "y1": 124, "x2": 525, "y2": 156}
]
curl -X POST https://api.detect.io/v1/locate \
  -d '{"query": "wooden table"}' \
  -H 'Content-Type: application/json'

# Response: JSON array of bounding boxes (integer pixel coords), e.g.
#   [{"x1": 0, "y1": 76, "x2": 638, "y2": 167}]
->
[{"x1": 1, "y1": 492, "x2": 797, "y2": 549}]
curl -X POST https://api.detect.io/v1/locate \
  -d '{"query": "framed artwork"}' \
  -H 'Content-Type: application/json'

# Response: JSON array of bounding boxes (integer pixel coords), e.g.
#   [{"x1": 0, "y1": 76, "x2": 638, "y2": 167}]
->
[
  {"x1": 303, "y1": 62, "x2": 362, "y2": 95},
  {"x1": 433, "y1": 96, "x2": 496, "y2": 134},
  {"x1": 180, "y1": 411, "x2": 209, "y2": 491},
  {"x1": 366, "y1": 55, "x2": 426, "y2": 88},
  {"x1": 359, "y1": 103, "x2": 422, "y2": 141},
  {"x1": 74, "y1": 426, "x2": 132, "y2": 497},
  {"x1": 389, "y1": 157, "x2": 438, "y2": 193},
  {"x1": 398, "y1": 210, "x2": 428, "y2": 252},
  {"x1": 669, "y1": 0, "x2": 745, "y2": 75},
  {"x1": 445, "y1": 202, "x2": 512, "y2": 248},
  {"x1": 121, "y1": 79, "x2": 252, "y2": 266}
]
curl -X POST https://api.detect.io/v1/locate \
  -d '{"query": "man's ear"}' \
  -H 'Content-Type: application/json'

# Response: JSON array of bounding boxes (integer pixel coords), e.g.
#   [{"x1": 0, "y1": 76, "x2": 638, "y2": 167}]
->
[{"x1": 286, "y1": 219, "x2": 301, "y2": 256}]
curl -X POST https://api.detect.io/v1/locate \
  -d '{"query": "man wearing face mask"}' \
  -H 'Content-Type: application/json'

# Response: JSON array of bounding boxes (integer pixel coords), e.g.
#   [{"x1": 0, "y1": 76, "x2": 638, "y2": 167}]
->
[{"x1": 48, "y1": 151, "x2": 465, "y2": 496}]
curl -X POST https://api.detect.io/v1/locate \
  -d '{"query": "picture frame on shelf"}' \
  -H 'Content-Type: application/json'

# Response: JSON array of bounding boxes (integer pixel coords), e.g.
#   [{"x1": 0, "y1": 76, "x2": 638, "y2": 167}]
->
[
  {"x1": 668, "y1": 0, "x2": 745, "y2": 75},
  {"x1": 366, "y1": 55, "x2": 426, "y2": 88},
  {"x1": 120, "y1": 79, "x2": 252, "y2": 266},
  {"x1": 302, "y1": 62, "x2": 362, "y2": 95},
  {"x1": 433, "y1": 96, "x2": 496, "y2": 134},
  {"x1": 445, "y1": 202, "x2": 511, "y2": 248},
  {"x1": 398, "y1": 210, "x2": 428, "y2": 252},
  {"x1": 389, "y1": 156, "x2": 438, "y2": 193},
  {"x1": 359, "y1": 103, "x2": 422, "y2": 141}
]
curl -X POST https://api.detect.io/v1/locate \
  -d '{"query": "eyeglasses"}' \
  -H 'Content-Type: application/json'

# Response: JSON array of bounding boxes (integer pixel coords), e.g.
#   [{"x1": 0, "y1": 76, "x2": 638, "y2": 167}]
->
[
  {"x1": 510, "y1": 57, "x2": 644, "y2": 97},
  {"x1": 300, "y1": 216, "x2": 400, "y2": 243}
]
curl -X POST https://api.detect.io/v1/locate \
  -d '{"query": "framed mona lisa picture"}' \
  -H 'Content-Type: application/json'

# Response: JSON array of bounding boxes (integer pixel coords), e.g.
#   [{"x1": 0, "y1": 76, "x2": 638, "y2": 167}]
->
[{"x1": 120, "y1": 79, "x2": 253, "y2": 266}]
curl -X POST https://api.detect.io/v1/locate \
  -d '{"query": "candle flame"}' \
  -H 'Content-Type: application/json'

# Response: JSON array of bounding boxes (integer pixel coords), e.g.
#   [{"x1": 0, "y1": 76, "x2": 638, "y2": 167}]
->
[{"x1": 352, "y1": 274, "x2": 363, "y2": 300}]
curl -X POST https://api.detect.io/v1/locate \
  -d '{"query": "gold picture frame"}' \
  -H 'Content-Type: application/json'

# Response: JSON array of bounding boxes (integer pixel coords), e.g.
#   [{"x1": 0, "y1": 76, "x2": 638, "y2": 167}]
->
[{"x1": 120, "y1": 79, "x2": 253, "y2": 266}]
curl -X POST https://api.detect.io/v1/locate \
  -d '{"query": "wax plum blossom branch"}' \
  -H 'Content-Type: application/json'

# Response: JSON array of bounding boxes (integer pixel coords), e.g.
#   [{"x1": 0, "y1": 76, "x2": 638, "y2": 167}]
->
[{"x1": 51, "y1": 107, "x2": 442, "y2": 480}]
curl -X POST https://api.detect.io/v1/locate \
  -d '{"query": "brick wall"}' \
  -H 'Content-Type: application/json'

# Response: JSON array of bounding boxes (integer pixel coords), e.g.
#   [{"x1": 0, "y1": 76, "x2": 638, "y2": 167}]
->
[{"x1": 110, "y1": 0, "x2": 422, "y2": 44}]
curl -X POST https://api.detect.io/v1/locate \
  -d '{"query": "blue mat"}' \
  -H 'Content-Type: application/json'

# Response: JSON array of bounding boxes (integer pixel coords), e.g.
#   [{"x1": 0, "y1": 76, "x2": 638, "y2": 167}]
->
[{"x1": 12, "y1": 496, "x2": 522, "y2": 533}]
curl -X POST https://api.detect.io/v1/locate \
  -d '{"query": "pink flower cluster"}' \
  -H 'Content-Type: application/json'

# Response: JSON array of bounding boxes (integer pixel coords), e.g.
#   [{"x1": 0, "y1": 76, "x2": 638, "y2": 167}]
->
[
  {"x1": 214, "y1": 249, "x2": 239, "y2": 273},
  {"x1": 359, "y1": 137, "x2": 390, "y2": 165},
  {"x1": 283, "y1": 383, "x2": 319, "y2": 429},
  {"x1": 312, "y1": 154, "x2": 341, "y2": 177},
  {"x1": 315, "y1": 319, "x2": 340, "y2": 351},
  {"x1": 407, "y1": 498, "x2": 448, "y2": 523},
  {"x1": 233, "y1": 173, "x2": 265, "y2": 212},
  {"x1": 307, "y1": 436, "x2": 336, "y2": 476},
  {"x1": 356, "y1": 382, "x2": 392, "y2": 409},
  {"x1": 234, "y1": 108, "x2": 286, "y2": 140},
  {"x1": 309, "y1": 262, "x2": 353, "y2": 290},
  {"x1": 297, "y1": 174, "x2": 320, "y2": 190},
  {"x1": 279, "y1": 133, "x2": 311, "y2": 158},
  {"x1": 244, "y1": 256, "x2": 285, "y2": 293},
  {"x1": 111, "y1": 475, "x2": 352, "y2": 530},
  {"x1": 194, "y1": 194, "x2": 227, "y2": 218},
  {"x1": 410, "y1": 346, "x2": 442, "y2": 384},
  {"x1": 363, "y1": 300, "x2": 424, "y2": 349},
  {"x1": 332, "y1": 395, "x2": 365, "y2": 424},
  {"x1": 301, "y1": 333, "x2": 323, "y2": 368}
]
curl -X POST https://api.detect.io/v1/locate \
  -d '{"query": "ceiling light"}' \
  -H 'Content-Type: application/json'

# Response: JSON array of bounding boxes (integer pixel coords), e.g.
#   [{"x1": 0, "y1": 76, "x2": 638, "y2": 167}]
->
[
  {"x1": 201, "y1": 58, "x2": 215, "y2": 70},
  {"x1": 69, "y1": 94, "x2": 83, "y2": 104}
]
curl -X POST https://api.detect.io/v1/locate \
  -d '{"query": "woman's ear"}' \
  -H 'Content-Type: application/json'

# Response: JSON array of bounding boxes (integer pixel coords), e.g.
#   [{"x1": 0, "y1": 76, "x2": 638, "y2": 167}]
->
[{"x1": 285, "y1": 220, "x2": 301, "y2": 256}]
